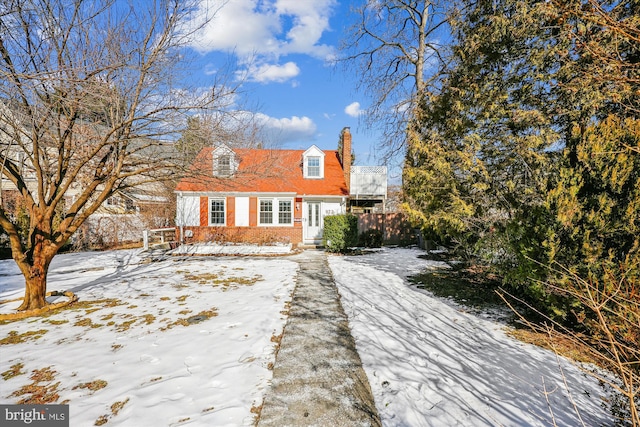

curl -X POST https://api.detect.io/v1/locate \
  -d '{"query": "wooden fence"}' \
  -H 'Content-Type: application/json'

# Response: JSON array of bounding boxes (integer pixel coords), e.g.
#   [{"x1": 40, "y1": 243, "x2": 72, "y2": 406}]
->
[{"x1": 355, "y1": 213, "x2": 416, "y2": 246}]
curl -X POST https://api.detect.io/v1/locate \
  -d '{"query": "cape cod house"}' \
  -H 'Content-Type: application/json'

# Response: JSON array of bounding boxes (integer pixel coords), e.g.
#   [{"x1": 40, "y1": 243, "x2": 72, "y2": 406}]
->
[{"x1": 174, "y1": 127, "x2": 387, "y2": 246}]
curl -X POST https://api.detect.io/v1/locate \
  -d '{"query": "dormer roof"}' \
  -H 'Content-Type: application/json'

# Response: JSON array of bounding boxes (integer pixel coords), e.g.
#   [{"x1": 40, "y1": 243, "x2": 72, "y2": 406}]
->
[{"x1": 302, "y1": 145, "x2": 325, "y2": 179}]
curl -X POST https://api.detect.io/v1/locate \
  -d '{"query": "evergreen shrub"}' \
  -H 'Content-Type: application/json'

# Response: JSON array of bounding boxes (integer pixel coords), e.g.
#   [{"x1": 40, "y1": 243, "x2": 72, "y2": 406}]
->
[{"x1": 323, "y1": 214, "x2": 358, "y2": 253}]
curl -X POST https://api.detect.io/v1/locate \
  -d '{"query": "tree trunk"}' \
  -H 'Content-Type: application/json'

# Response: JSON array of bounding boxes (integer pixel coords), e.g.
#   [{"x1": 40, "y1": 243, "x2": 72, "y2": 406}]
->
[
  {"x1": 16, "y1": 245, "x2": 54, "y2": 311},
  {"x1": 17, "y1": 272, "x2": 48, "y2": 311}
]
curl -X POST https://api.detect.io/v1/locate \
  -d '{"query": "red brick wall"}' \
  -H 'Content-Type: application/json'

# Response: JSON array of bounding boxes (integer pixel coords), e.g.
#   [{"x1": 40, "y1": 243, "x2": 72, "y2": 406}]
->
[
  {"x1": 184, "y1": 195, "x2": 305, "y2": 245},
  {"x1": 181, "y1": 225, "x2": 303, "y2": 245}
]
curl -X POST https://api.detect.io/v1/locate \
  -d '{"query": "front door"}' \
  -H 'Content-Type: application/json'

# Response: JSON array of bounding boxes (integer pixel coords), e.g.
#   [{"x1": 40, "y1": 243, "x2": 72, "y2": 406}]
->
[{"x1": 305, "y1": 201, "x2": 322, "y2": 243}]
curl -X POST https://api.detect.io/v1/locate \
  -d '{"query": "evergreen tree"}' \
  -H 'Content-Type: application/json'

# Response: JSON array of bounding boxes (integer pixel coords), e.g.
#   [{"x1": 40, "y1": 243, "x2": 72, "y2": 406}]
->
[{"x1": 403, "y1": 0, "x2": 639, "y2": 420}]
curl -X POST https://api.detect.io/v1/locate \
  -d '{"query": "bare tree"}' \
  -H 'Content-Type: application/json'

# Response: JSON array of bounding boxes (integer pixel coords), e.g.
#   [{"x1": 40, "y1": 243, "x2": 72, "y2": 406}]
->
[
  {"x1": 338, "y1": 0, "x2": 453, "y2": 159},
  {"x1": 0, "y1": 0, "x2": 235, "y2": 311}
]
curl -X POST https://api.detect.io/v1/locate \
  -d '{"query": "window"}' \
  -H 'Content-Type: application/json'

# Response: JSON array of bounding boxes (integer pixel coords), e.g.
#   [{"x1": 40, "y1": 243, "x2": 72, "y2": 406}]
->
[
  {"x1": 278, "y1": 200, "x2": 292, "y2": 224},
  {"x1": 216, "y1": 155, "x2": 231, "y2": 177},
  {"x1": 259, "y1": 200, "x2": 273, "y2": 224},
  {"x1": 307, "y1": 156, "x2": 320, "y2": 177},
  {"x1": 258, "y1": 198, "x2": 293, "y2": 225},
  {"x1": 210, "y1": 198, "x2": 226, "y2": 225}
]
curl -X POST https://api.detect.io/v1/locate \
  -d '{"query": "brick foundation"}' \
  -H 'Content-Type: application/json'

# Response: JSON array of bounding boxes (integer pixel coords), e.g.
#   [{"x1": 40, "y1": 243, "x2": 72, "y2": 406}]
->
[{"x1": 179, "y1": 225, "x2": 304, "y2": 246}]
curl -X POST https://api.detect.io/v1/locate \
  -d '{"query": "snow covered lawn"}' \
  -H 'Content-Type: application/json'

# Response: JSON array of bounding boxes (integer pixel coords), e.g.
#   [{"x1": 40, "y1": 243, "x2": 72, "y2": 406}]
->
[
  {"x1": 328, "y1": 247, "x2": 612, "y2": 427},
  {"x1": 1, "y1": 247, "x2": 614, "y2": 427},
  {"x1": 0, "y1": 250, "x2": 297, "y2": 426}
]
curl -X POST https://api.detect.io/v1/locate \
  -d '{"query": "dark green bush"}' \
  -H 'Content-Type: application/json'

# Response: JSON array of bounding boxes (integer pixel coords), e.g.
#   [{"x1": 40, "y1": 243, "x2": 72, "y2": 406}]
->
[
  {"x1": 323, "y1": 214, "x2": 358, "y2": 253},
  {"x1": 360, "y1": 229, "x2": 383, "y2": 248}
]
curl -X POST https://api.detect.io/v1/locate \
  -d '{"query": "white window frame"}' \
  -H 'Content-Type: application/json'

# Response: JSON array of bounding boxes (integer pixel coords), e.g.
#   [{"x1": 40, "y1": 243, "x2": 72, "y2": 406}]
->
[
  {"x1": 209, "y1": 197, "x2": 226, "y2": 226},
  {"x1": 216, "y1": 155, "x2": 232, "y2": 177},
  {"x1": 212, "y1": 145, "x2": 237, "y2": 177},
  {"x1": 307, "y1": 156, "x2": 321, "y2": 177},
  {"x1": 258, "y1": 197, "x2": 293, "y2": 226},
  {"x1": 302, "y1": 145, "x2": 325, "y2": 179}
]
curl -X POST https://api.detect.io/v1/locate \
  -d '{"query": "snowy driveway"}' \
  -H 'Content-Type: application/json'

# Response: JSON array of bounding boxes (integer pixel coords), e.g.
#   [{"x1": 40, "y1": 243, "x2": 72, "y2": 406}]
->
[{"x1": 328, "y1": 248, "x2": 612, "y2": 427}]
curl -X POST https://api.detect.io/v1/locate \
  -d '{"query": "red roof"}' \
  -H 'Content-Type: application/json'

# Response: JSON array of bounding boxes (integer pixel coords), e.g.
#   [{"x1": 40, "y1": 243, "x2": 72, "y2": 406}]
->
[{"x1": 175, "y1": 147, "x2": 349, "y2": 196}]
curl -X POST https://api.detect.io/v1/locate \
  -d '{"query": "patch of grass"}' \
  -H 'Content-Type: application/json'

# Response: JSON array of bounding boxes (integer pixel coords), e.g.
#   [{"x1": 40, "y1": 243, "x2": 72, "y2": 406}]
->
[
  {"x1": 141, "y1": 314, "x2": 155, "y2": 325},
  {"x1": 44, "y1": 319, "x2": 69, "y2": 325},
  {"x1": 506, "y1": 328, "x2": 599, "y2": 365},
  {"x1": 2, "y1": 362, "x2": 25, "y2": 380},
  {"x1": 10, "y1": 367, "x2": 60, "y2": 404},
  {"x1": 70, "y1": 299, "x2": 123, "y2": 311},
  {"x1": 73, "y1": 379, "x2": 108, "y2": 393},
  {"x1": 1, "y1": 329, "x2": 48, "y2": 345},
  {"x1": 176, "y1": 295, "x2": 189, "y2": 303},
  {"x1": 161, "y1": 309, "x2": 218, "y2": 330},
  {"x1": 95, "y1": 398, "x2": 129, "y2": 425},
  {"x1": 270, "y1": 332, "x2": 283, "y2": 345},
  {"x1": 160, "y1": 296, "x2": 170, "y2": 301},
  {"x1": 111, "y1": 398, "x2": 129, "y2": 415},
  {"x1": 182, "y1": 272, "x2": 262, "y2": 290},
  {"x1": 219, "y1": 276, "x2": 261, "y2": 291},
  {"x1": 74, "y1": 318, "x2": 103, "y2": 328},
  {"x1": 111, "y1": 344, "x2": 123, "y2": 352},
  {"x1": 183, "y1": 272, "x2": 220, "y2": 284},
  {"x1": 251, "y1": 403, "x2": 262, "y2": 415},
  {"x1": 115, "y1": 319, "x2": 136, "y2": 332}
]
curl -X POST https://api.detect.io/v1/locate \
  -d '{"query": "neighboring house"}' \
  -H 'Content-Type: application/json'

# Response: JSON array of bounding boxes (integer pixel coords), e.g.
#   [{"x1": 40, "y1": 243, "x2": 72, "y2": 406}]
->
[
  {"x1": 1, "y1": 101, "x2": 176, "y2": 249},
  {"x1": 175, "y1": 127, "x2": 387, "y2": 246}
]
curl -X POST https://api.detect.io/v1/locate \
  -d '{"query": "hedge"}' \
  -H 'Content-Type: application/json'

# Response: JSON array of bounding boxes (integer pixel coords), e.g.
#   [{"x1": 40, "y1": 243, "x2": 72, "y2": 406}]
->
[{"x1": 322, "y1": 214, "x2": 358, "y2": 253}]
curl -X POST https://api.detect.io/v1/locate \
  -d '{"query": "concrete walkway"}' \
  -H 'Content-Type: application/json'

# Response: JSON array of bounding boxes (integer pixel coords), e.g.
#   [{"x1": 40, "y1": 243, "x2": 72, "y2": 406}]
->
[{"x1": 258, "y1": 250, "x2": 381, "y2": 427}]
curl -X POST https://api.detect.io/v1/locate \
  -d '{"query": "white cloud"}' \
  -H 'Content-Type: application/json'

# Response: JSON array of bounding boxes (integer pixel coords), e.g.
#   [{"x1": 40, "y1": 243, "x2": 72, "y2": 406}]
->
[
  {"x1": 188, "y1": 0, "x2": 336, "y2": 83},
  {"x1": 345, "y1": 101, "x2": 363, "y2": 117},
  {"x1": 241, "y1": 61, "x2": 301, "y2": 84},
  {"x1": 254, "y1": 113, "x2": 317, "y2": 143}
]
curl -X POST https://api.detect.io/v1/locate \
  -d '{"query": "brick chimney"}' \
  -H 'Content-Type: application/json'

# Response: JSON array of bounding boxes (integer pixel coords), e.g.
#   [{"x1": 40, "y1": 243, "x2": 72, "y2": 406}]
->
[{"x1": 340, "y1": 127, "x2": 352, "y2": 192}]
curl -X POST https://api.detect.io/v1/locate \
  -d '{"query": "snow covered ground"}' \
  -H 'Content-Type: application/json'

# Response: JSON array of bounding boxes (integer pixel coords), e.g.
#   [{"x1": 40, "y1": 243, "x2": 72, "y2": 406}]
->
[
  {"x1": 328, "y1": 247, "x2": 612, "y2": 427},
  {"x1": 0, "y1": 250, "x2": 297, "y2": 426},
  {"x1": 0, "y1": 247, "x2": 612, "y2": 426}
]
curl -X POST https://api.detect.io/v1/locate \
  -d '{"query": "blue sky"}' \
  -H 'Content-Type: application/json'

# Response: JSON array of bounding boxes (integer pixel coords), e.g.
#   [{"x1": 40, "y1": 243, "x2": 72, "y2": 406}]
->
[{"x1": 182, "y1": 0, "x2": 397, "y2": 177}]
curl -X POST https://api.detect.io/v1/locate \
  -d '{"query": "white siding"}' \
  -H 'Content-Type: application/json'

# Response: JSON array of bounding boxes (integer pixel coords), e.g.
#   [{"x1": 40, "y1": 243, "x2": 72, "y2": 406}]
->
[
  {"x1": 322, "y1": 201, "x2": 344, "y2": 217},
  {"x1": 235, "y1": 196, "x2": 249, "y2": 226},
  {"x1": 176, "y1": 195, "x2": 200, "y2": 226}
]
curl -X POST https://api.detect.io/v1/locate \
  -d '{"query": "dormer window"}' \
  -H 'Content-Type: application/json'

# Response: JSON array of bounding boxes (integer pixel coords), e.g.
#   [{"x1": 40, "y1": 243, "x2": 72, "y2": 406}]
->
[
  {"x1": 307, "y1": 156, "x2": 321, "y2": 177},
  {"x1": 217, "y1": 155, "x2": 231, "y2": 176},
  {"x1": 303, "y1": 145, "x2": 325, "y2": 179},
  {"x1": 213, "y1": 145, "x2": 236, "y2": 177}
]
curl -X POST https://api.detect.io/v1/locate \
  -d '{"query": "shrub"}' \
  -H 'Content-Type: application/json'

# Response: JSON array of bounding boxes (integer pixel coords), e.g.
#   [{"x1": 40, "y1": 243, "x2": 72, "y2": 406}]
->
[
  {"x1": 323, "y1": 214, "x2": 358, "y2": 253},
  {"x1": 360, "y1": 229, "x2": 383, "y2": 248}
]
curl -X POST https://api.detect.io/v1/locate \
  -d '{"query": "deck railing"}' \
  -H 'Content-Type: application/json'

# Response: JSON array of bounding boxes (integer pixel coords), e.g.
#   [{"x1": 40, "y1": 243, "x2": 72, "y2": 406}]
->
[{"x1": 350, "y1": 166, "x2": 387, "y2": 198}]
